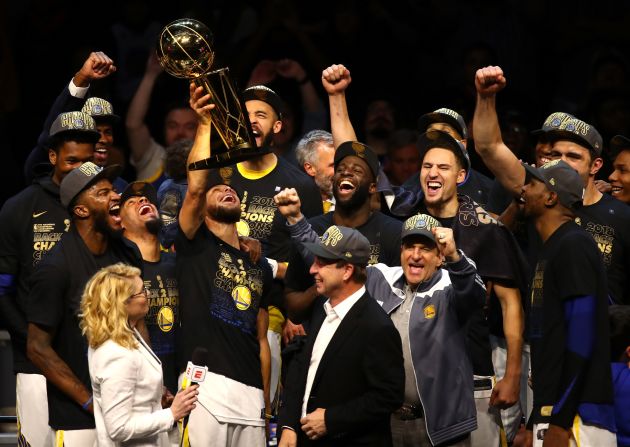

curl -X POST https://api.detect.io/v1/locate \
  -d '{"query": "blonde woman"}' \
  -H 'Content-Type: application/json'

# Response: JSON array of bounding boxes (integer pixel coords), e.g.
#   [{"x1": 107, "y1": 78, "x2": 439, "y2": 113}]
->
[{"x1": 80, "y1": 263, "x2": 198, "y2": 446}]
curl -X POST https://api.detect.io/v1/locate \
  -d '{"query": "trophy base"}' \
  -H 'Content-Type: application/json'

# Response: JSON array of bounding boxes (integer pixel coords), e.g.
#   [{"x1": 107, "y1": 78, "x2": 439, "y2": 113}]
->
[{"x1": 188, "y1": 144, "x2": 269, "y2": 170}]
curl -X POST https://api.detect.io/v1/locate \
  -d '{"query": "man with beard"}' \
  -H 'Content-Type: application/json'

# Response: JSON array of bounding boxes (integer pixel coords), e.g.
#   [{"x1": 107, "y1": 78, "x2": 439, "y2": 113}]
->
[
  {"x1": 119, "y1": 181, "x2": 179, "y2": 394},
  {"x1": 176, "y1": 83, "x2": 272, "y2": 446},
  {"x1": 281, "y1": 141, "x2": 404, "y2": 313},
  {"x1": 295, "y1": 130, "x2": 336, "y2": 212},
  {"x1": 207, "y1": 84, "x2": 322, "y2": 415},
  {"x1": 25, "y1": 161, "x2": 142, "y2": 446},
  {"x1": 473, "y1": 66, "x2": 630, "y2": 306},
  {"x1": 519, "y1": 160, "x2": 615, "y2": 447},
  {"x1": 0, "y1": 111, "x2": 98, "y2": 447}
]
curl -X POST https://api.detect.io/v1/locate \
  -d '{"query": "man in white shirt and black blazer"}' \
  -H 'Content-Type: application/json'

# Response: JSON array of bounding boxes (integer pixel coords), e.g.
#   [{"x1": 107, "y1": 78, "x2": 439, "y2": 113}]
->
[{"x1": 278, "y1": 225, "x2": 404, "y2": 446}]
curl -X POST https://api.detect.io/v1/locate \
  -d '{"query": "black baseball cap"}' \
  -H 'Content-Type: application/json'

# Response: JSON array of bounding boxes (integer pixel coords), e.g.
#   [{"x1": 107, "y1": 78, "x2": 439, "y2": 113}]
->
[
  {"x1": 546, "y1": 117, "x2": 603, "y2": 156},
  {"x1": 120, "y1": 181, "x2": 158, "y2": 206},
  {"x1": 522, "y1": 159, "x2": 584, "y2": 210},
  {"x1": 609, "y1": 135, "x2": 630, "y2": 159},
  {"x1": 48, "y1": 111, "x2": 100, "y2": 143},
  {"x1": 242, "y1": 85, "x2": 284, "y2": 119},
  {"x1": 417, "y1": 129, "x2": 471, "y2": 172},
  {"x1": 418, "y1": 108, "x2": 468, "y2": 139},
  {"x1": 60, "y1": 162, "x2": 123, "y2": 208},
  {"x1": 82, "y1": 97, "x2": 120, "y2": 122},
  {"x1": 401, "y1": 214, "x2": 442, "y2": 244},
  {"x1": 334, "y1": 141, "x2": 380, "y2": 180},
  {"x1": 531, "y1": 112, "x2": 574, "y2": 137},
  {"x1": 304, "y1": 225, "x2": 370, "y2": 265}
]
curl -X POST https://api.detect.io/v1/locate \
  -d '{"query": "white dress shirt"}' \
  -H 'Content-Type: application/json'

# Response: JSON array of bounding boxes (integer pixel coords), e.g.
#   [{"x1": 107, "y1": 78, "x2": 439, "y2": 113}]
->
[{"x1": 301, "y1": 286, "x2": 366, "y2": 417}]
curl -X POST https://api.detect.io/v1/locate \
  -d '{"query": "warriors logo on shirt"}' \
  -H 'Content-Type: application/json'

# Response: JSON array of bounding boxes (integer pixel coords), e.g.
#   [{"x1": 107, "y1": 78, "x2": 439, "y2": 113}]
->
[
  {"x1": 239, "y1": 191, "x2": 276, "y2": 239},
  {"x1": 236, "y1": 220, "x2": 251, "y2": 237},
  {"x1": 157, "y1": 306, "x2": 174, "y2": 332},
  {"x1": 424, "y1": 304, "x2": 436, "y2": 319},
  {"x1": 232, "y1": 286, "x2": 252, "y2": 310}
]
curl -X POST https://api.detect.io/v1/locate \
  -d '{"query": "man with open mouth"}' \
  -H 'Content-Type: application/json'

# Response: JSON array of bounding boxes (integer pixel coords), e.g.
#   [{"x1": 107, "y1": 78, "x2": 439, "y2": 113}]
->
[
  {"x1": 119, "y1": 181, "x2": 180, "y2": 404},
  {"x1": 206, "y1": 84, "x2": 324, "y2": 417},
  {"x1": 25, "y1": 161, "x2": 142, "y2": 446},
  {"x1": 608, "y1": 135, "x2": 630, "y2": 205}
]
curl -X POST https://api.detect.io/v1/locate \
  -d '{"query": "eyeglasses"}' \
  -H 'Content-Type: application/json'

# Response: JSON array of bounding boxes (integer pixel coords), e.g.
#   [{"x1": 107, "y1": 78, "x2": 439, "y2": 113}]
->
[{"x1": 126, "y1": 287, "x2": 150, "y2": 303}]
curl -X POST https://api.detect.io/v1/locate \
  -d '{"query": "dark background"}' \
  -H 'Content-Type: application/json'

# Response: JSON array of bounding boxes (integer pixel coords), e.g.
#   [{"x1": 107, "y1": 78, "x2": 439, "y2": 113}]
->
[{"x1": 2, "y1": 0, "x2": 630, "y2": 204}]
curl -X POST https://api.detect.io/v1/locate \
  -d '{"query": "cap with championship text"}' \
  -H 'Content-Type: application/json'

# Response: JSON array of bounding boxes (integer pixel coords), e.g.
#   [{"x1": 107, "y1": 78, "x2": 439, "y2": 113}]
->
[
  {"x1": 334, "y1": 141, "x2": 380, "y2": 180},
  {"x1": 82, "y1": 97, "x2": 120, "y2": 122},
  {"x1": 303, "y1": 225, "x2": 370, "y2": 265},
  {"x1": 120, "y1": 181, "x2": 158, "y2": 206},
  {"x1": 60, "y1": 162, "x2": 122, "y2": 208},
  {"x1": 546, "y1": 116, "x2": 603, "y2": 155},
  {"x1": 531, "y1": 112, "x2": 574, "y2": 137},
  {"x1": 522, "y1": 159, "x2": 584, "y2": 210},
  {"x1": 48, "y1": 111, "x2": 100, "y2": 142},
  {"x1": 418, "y1": 108, "x2": 468, "y2": 139},
  {"x1": 401, "y1": 214, "x2": 442, "y2": 243}
]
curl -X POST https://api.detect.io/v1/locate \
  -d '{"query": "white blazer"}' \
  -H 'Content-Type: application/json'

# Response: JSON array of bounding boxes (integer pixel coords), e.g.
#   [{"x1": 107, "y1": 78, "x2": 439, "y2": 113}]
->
[{"x1": 88, "y1": 328, "x2": 175, "y2": 446}]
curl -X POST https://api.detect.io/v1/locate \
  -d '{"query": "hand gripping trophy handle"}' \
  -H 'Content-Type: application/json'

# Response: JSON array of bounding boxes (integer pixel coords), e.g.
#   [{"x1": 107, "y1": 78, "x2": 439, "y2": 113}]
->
[{"x1": 157, "y1": 18, "x2": 259, "y2": 169}]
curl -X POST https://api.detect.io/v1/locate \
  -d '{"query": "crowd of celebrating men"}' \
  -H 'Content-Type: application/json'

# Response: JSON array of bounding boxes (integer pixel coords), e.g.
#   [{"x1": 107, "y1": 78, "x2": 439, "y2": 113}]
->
[{"x1": 0, "y1": 48, "x2": 629, "y2": 447}]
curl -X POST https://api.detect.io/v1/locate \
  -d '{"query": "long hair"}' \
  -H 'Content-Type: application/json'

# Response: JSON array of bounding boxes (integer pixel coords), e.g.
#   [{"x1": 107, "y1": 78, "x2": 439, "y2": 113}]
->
[{"x1": 80, "y1": 263, "x2": 142, "y2": 350}]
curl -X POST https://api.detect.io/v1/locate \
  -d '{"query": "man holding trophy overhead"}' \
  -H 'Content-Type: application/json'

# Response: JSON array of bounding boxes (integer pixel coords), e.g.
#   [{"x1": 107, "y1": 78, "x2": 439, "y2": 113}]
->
[{"x1": 159, "y1": 18, "x2": 321, "y2": 446}]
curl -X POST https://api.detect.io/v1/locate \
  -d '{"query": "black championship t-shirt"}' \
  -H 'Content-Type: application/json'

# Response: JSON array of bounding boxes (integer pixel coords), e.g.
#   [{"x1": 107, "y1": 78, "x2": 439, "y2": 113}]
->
[
  {"x1": 175, "y1": 225, "x2": 272, "y2": 389},
  {"x1": 528, "y1": 222, "x2": 614, "y2": 426},
  {"x1": 284, "y1": 211, "x2": 403, "y2": 293},
  {"x1": 209, "y1": 156, "x2": 323, "y2": 262},
  {"x1": 0, "y1": 176, "x2": 70, "y2": 373},
  {"x1": 141, "y1": 252, "x2": 179, "y2": 393},
  {"x1": 417, "y1": 196, "x2": 530, "y2": 376},
  {"x1": 26, "y1": 230, "x2": 140, "y2": 430},
  {"x1": 575, "y1": 194, "x2": 630, "y2": 305},
  {"x1": 208, "y1": 157, "x2": 323, "y2": 311}
]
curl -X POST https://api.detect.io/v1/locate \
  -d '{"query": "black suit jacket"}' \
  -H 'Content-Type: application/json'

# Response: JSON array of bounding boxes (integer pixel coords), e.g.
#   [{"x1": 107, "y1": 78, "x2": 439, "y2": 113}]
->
[{"x1": 279, "y1": 290, "x2": 404, "y2": 447}]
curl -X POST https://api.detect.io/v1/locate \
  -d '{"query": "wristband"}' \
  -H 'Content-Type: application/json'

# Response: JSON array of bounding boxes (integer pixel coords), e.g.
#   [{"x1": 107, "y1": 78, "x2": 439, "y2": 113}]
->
[{"x1": 82, "y1": 395, "x2": 93, "y2": 410}]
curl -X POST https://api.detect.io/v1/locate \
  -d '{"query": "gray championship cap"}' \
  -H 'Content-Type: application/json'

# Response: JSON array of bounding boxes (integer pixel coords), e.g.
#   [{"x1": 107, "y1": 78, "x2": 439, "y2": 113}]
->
[
  {"x1": 417, "y1": 129, "x2": 471, "y2": 172},
  {"x1": 531, "y1": 112, "x2": 574, "y2": 137},
  {"x1": 522, "y1": 159, "x2": 584, "y2": 210},
  {"x1": 60, "y1": 162, "x2": 123, "y2": 208},
  {"x1": 48, "y1": 111, "x2": 100, "y2": 143},
  {"x1": 546, "y1": 116, "x2": 603, "y2": 156},
  {"x1": 418, "y1": 108, "x2": 468, "y2": 139},
  {"x1": 81, "y1": 97, "x2": 120, "y2": 122},
  {"x1": 303, "y1": 225, "x2": 371, "y2": 265},
  {"x1": 401, "y1": 214, "x2": 442, "y2": 243}
]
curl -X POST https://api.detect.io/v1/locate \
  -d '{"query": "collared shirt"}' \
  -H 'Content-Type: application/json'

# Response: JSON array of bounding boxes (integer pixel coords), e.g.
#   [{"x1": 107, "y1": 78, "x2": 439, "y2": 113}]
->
[{"x1": 301, "y1": 286, "x2": 366, "y2": 417}]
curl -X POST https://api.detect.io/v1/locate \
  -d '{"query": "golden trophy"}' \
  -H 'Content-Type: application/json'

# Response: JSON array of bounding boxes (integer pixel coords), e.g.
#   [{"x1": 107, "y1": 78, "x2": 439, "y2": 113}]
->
[{"x1": 157, "y1": 18, "x2": 258, "y2": 169}]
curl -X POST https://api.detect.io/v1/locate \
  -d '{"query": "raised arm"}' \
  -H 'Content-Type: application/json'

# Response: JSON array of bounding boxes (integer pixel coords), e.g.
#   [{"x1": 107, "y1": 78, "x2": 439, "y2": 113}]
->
[
  {"x1": 178, "y1": 84, "x2": 215, "y2": 239},
  {"x1": 25, "y1": 51, "x2": 117, "y2": 181},
  {"x1": 276, "y1": 59, "x2": 326, "y2": 132},
  {"x1": 473, "y1": 66, "x2": 526, "y2": 196},
  {"x1": 125, "y1": 52, "x2": 164, "y2": 164},
  {"x1": 321, "y1": 64, "x2": 357, "y2": 147},
  {"x1": 433, "y1": 227, "x2": 486, "y2": 317}
]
